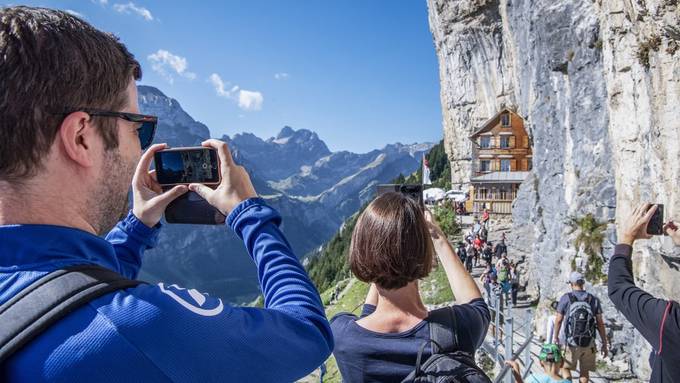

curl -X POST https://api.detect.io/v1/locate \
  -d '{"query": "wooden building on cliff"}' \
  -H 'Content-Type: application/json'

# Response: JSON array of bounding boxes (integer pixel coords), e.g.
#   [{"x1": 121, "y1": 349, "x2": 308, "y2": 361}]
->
[{"x1": 467, "y1": 108, "x2": 532, "y2": 215}]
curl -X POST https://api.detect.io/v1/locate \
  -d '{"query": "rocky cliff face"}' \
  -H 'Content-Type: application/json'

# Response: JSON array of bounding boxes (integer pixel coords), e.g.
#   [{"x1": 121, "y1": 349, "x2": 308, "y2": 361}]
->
[{"x1": 428, "y1": 0, "x2": 680, "y2": 379}]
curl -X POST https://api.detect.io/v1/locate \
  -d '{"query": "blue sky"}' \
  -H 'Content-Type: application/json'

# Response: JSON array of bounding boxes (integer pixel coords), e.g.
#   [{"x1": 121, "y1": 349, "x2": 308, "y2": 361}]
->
[{"x1": 5, "y1": 1, "x2": 443, "y2": 153}]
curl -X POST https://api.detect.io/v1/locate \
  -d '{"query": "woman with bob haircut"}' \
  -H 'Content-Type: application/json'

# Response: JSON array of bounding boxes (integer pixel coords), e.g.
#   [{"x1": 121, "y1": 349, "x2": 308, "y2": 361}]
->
[{"x1": 331, "y1": 192, "x2": 490, "y2": 382}]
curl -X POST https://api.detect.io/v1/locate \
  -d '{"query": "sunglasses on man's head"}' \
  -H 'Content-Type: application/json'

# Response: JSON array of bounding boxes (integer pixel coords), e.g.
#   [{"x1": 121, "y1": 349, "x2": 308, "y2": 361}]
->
[{"x1": 58, "y1": 108, "x2": 158, "y2": 150}]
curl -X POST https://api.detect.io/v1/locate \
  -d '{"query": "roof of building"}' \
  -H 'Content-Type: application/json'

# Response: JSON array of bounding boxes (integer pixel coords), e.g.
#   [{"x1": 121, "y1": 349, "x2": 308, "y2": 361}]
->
[
  {"x1": 470, "y1": 171, "x2": 530, "y2": 184},
  {"x1": 469, "y1": 107, "x2": 522, "y2": 138}
]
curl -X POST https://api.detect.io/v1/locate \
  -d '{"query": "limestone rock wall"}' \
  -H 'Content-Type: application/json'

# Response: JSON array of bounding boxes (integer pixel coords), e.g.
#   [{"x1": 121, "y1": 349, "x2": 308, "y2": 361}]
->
[{"x1": 428, "y1": 0, "x2": 680, "y2": 379}]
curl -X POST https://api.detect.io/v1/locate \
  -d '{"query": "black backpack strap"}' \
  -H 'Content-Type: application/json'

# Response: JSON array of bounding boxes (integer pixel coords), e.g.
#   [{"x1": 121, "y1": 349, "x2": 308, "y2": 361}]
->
[
  {"x1": 568, "y1": 292, "x2": 577, "y2": 304},
  {"x1": 427, "y1": 306, "x2": 458, "y2": 354},
  {"x1": 0, "y1": 264, "x2": 144, "y2": 364},
  {"x1": 585, "y1": 293, "x2": 593, "y2": 305}
]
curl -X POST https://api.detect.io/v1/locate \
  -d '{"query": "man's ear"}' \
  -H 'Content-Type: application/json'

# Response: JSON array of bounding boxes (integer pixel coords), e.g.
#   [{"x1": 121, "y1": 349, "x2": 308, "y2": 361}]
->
[{"x1": 58, "y1": 112, "x2": 99, "y2": 168}]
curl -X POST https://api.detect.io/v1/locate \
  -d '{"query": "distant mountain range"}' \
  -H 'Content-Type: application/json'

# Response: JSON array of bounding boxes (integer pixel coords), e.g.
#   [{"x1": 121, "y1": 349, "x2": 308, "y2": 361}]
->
[{"x1": 136, "y1": 85, "x2": 434, "y2": 302}]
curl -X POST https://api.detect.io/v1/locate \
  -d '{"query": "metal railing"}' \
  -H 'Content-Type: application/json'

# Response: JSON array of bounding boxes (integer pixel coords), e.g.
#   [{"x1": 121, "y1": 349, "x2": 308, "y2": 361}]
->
[{"x1": 485, "y1": 291, "x2": 535, "y2": 383}]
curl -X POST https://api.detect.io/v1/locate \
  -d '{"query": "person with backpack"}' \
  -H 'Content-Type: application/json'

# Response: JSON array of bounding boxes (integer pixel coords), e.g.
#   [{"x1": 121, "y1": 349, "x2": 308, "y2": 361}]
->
[
  {"x1": 494, "y1": 239, "x2": 508, "y2": 260},
  {"x1": 456, "y1": 242, "x2": 467, "y2": 263},
  {"x1": 553, "y1": 272, "x2": 608, "y2": 383},
  {"x1": 482, "y1": 242, "x2": 494, "y2": 267},
  {"x1": 505, "y1": 344, "x2": 571, "y2": 383},
  {"x1": 608, "y1": 203, "x2": 680, "y2": 382},
  {"x1": 0, "y1": 7, "x2": 332, "y2": 382},
  {"x1": 509, "y1": 261, "x2": 520, "y2": 306},
  {"x1": 331, "y1": 193, "x2": 490, "y2": 383}
]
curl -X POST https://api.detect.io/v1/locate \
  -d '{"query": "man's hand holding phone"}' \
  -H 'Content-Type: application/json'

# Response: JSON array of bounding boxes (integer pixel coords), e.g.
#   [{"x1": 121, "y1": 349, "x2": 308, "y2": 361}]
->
[
  {"x1": 132, "y1": 143, "x2": 189, "y2": 228},
  {"x1": 188, "y1": 139, "x2": 258, "y2": 216}
]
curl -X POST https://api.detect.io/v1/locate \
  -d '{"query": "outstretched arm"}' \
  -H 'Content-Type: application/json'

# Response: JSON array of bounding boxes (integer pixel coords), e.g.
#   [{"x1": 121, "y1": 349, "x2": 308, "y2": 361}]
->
[
  {"x1": 609, "y1": 203, "x2": 673, "y2": 350},
  {"x1": 425, "y1": 210, "x2": 482, "y2": 304}
]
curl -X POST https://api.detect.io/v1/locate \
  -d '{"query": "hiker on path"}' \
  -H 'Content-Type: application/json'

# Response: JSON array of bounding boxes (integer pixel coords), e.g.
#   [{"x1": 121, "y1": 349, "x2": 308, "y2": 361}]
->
[
  {"x1": 553, "y1": 272, "x2": 608, "y2": 383},
  {"x1": 509, "y1": 261, "x2": 520, "y2": 306},
  {"x1": 482, "y1": 209, "x2": 490, "y2": 230}
]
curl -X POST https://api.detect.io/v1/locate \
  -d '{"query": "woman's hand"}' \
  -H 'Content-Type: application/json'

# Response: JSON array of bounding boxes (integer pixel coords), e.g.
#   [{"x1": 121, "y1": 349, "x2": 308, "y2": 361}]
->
[{"x1": 132, "y1": 143, "x2": 188, "y2": 228}]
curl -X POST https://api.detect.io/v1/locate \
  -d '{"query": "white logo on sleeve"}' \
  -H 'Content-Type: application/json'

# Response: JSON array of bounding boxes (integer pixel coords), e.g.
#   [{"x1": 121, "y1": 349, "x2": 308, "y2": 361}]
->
[{"x1": 158, "y1": 283, "x2": 224, "y2": 317}]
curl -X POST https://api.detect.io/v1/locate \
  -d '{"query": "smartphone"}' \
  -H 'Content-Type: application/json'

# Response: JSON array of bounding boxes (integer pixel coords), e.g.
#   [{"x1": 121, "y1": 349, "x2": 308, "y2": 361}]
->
[
  {"x1": 376, "y1": 184, "x2": 424, "y2": 208},
  {"x1": 164, "y1": 189, "x2": 226, "y2": 225},
  {"x1": 154, "y1": 147, "x2": 220, "y2": 186},
  {"x1": 647, "y1": 204, "x2": 665, "y2": 236}
]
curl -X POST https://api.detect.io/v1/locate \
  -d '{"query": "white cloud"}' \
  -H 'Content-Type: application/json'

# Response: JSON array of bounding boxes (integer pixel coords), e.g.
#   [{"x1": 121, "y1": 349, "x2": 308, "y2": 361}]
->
[
  {"x1": 92, "y1": 0, "x2": 108, "y2": 5},
  {"x1": 113, "y1": 2, "x2": 153, "y2": 21},
  {"x1": 209, "y1": 73, "x2": 263, "y2": 111},
  {"x1": 65, "y1": 9, "x2": 85, "y2": 18},
  {"x1": 148, "y1": 50, "x2": 196, "y2": 84},
  {"x1": 238, "y1": 90, "x2": 264, "y2": 111},
  {"x1": 274, "y1": 72, "x2": 290, "y2": 80}
]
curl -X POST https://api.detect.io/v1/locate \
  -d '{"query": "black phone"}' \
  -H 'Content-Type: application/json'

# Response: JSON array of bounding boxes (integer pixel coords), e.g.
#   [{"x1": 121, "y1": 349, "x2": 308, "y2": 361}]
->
[
  {"x1": 376, "y1": 184, "x2": 424, "y2": 208},
  {"x1": 647, "y1": 204, "x2": 665, "y2": 236},
  {"x1": 164, "y1": 189, "x2": 226, "y2": 225},
  {"x1": 154, "y1": 147, "x2": 220, "y2": 186}
]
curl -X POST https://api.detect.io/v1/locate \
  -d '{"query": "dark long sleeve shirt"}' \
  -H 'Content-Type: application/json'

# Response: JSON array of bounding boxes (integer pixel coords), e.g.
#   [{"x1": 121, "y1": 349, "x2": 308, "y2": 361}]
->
[{"x1": 608, "y1": 244, "x2": 680, "y2": 383}]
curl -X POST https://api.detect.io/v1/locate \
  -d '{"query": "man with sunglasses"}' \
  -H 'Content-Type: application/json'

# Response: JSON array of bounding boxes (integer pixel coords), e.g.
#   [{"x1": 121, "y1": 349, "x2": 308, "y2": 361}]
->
[{"x1": 0, "y1": 6, "x2": 332, "y2": 382}]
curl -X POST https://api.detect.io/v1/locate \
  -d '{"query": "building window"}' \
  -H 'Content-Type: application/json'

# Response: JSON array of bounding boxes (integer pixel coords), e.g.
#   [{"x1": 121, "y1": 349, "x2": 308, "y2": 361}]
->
[
  {"x1": 479, "y1": 136, "x2": 491, "y2": 148},
  {"x1": 501, "y1": 113, "x2": 511, "y2": 127},
  {"x1": 500, "y1": 136, "x2": 511, "y2": 148},
  {"x1": 501, "y1": 159, "x2": 511, "y2": 172},
  {"x1": 500, "y1": 187, "x2": 509, "y2": 200},
  {"x1": 480, "y1": 160, "x2": 491, "y2": 172}
]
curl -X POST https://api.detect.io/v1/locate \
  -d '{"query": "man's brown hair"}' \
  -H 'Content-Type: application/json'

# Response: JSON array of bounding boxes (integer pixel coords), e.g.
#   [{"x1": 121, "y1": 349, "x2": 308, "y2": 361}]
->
[
  {"x1": 349, "y1": 192, "x2": 434, "y2": 290},
  {"x1": 0, "y1": 6, "x2": 141, "y2": 182}
]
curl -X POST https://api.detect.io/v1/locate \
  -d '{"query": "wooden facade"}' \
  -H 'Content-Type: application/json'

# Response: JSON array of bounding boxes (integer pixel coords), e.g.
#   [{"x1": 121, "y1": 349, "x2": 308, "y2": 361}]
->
[
  {"x1": 470, "y1": 108, "x2": 533, "y2": 176},
  {"x1": 467, "y1": 108, "x2": 532, "y2": 215}
]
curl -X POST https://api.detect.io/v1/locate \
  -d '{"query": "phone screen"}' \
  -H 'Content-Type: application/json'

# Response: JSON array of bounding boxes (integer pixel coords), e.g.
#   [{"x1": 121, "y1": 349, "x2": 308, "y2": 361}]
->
[
  {"x1": 155, "y1": 148, "x2": 220, "y2": 185},
  {"x1": 647, "y1": 204, "x2": 665, "y2": 236}
]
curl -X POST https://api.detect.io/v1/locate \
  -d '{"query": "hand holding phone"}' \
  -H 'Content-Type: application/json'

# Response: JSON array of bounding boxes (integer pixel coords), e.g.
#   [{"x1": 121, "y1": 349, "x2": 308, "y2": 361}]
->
[
  {"x1": 131, "y1": 143, "x2": 189, "y2": 228},
  {"x1": 187, "y1": 139, "x2": 258, "y2": 216},
  {"x1": 619, "y1": 203, "x2": 660, "y2": 246}
]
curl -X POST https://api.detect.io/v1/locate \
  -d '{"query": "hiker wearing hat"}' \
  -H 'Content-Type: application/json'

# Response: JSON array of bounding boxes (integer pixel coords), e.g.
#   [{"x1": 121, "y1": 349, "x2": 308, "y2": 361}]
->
[
  {"x1": 553, "y1": 272, "x2": 608, "y2": 383},
  {"x1": 505, "y1": 344, "x2": 571, "y2": 383}
]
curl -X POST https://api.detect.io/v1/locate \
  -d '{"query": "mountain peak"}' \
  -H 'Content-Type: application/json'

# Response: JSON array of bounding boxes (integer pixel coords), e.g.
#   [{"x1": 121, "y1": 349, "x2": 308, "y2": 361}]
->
[{"x1": 277, "y1": 126, "x2": 296, "y2": 139}]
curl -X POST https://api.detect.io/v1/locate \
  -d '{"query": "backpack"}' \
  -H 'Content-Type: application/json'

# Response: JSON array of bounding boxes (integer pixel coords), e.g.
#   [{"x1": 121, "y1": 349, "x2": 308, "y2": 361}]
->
[
  {"x1": 497, "y1": 267, "x2": 509, "y2": 283},
  {"x1": 0, "y1": 264, "x2": 143, "y2": 364},
  {"x1": 564, "y1": 293, "x2": 597, "y2": 347},
  {"x1": 401, "y1": 307, "x2": 491, "y2": 383}
]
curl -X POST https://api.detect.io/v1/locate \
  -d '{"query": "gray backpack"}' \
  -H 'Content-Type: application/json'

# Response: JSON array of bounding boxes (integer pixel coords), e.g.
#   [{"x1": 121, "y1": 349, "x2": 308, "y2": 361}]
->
[
  {"x1": 401, "y1": 307, "x2": 491, "y2": 383},
  {"x1": 565, "y1": 293, "x2": 596, "y2": 347}
]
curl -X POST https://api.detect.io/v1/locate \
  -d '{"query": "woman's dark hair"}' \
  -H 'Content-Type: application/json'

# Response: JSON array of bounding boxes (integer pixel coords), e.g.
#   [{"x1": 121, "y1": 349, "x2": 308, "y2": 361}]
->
[{"x1": 349, "y1": 192, "x2": 434, "y2": 290}]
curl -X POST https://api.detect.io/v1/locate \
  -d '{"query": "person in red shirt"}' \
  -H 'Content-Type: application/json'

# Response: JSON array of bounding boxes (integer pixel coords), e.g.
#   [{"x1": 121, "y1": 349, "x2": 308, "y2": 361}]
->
[
  {"x1": 473, "y1": 234, "x2": 483, "y2": 267},
  {"x1": 482, "y1": 209, "x2": 490, "y2": 229}
]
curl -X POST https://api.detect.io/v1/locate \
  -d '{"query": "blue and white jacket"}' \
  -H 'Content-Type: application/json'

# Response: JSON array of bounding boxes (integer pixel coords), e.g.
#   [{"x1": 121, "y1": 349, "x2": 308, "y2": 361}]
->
[{"x1": 0, "y1": 198, "x2": 333, "y2": 382}]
